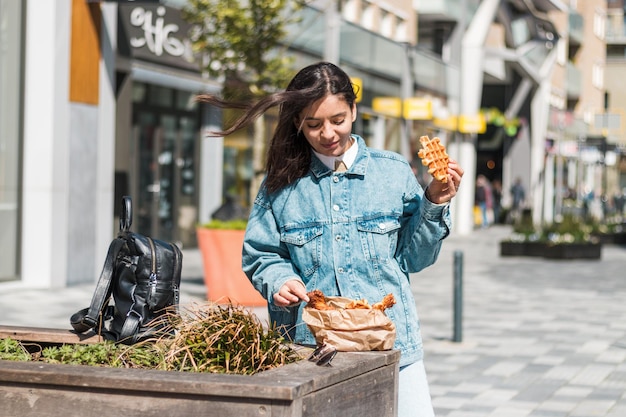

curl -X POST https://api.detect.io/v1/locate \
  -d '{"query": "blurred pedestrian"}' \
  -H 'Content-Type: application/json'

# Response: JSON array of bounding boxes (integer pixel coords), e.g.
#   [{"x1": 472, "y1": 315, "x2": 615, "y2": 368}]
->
[
  {"x1": 510, "y1": 177, "x2": 525, "y2": 222},
  {"x1": 475, "y1": 175, "x2": 492, "y2": 228},
  {"x1": 614, "y1": 190, "x2": 625, "y2": 218},
  {"x1": 492, "y1": 179, "x2": 502, "y2": 224}
]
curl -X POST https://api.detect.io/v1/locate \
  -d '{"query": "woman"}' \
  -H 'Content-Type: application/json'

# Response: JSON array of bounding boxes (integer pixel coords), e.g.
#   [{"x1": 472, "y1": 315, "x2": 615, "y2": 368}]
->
[{"x1": 199, "y1": 62, "x2": 463, "y2": 416}]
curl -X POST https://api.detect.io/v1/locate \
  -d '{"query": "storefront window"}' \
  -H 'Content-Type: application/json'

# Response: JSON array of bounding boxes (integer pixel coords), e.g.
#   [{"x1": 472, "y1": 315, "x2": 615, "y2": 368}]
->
[
  {"x1": 131, "y1": 83, "x2": 200, "y2": 247},
  {"x1": 0, "y1": 0, "x2": 23, "y2": 282},
  {"x1": 222, "y1": 128, "x2": 254, "y2": 212}
]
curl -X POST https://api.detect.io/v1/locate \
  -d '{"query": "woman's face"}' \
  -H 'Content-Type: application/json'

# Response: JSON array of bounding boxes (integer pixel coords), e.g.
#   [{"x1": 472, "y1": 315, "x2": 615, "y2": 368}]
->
[{"x1": 297, "y1": 94, "x2": 356, "y2": 157}]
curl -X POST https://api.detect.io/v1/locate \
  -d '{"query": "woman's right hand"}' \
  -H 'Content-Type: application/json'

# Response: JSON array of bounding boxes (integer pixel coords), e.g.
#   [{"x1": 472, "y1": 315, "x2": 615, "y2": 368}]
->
[{"x1": 273, "y1": 279, "x2": 310, "y2": 307}]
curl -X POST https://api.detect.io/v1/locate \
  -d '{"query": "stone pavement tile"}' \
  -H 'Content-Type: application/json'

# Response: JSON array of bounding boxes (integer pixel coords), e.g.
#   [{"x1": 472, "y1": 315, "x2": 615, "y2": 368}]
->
[
  {"x1": 602, "y1": 369, "x2": 626, "y2": 386},
  {"x1": 431, "y1": 393, "x2": 472, "y2": 411},
  {"x1": 532, "y1": 355, "x2": 566, "y2": 366},
  {"x1": 529, "y1": 411, "x2": 570, "y2": 417},
  {"x1": 485, "y1": 400, "x2": 535, "y2": 416},
  {"x1": 544, "y1": 365, "x2": 585, "y2": 380},
  {"x1": 484, "y1": 361, "x2": 527, "y2": 377},
  {"x1": 605, "y1": 404, "x2": 626, "y2": 417},
  {"x1": 570, "y1": 364, "x2": 616, "y2": 385},
  {"x1": 470, "y1": 388, "x2": 518, "y2": 406},
  {"x1": 513, "y1": 380, "x2": 563, "y2": 403},
  {"x1": 588, "y1": 387, "x2": 626, "y2": 402},
  {"x1": 597, "y1": 349, "x2": 626, "y2": 364},
  {"x1": 577, "y1": 340, "x2": 612, "y2": 354},
  {"x1": 448, "y1": 382, "x2": 493, "y2": 394},
  {"x1": 536, "y1": 399, "x2": 578, "y2": 414},
  {"x1": 500, "y1": 372, "x2": 543, "y2": 390},
  {"x1": 446, "y1": 411, "x2": 486, "y2": 417},
  {"x1": 553, "y1": 386, "x2": 594, "y2": 398},
  {"x1": 569, "y1": 400, "x2": 617, "y2": 416}
]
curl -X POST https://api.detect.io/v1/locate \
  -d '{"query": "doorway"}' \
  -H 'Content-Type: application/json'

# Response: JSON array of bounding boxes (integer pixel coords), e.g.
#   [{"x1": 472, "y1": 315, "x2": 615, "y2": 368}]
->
[{"x1": 130, "y1": 82, "x2": 200, "y2": 247}]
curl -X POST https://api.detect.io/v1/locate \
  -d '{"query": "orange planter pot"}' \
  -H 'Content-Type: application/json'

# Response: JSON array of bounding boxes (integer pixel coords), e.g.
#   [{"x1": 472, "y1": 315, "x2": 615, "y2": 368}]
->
[{"x1": 196, "y1": 228, "x2": 267, "y2": 307}]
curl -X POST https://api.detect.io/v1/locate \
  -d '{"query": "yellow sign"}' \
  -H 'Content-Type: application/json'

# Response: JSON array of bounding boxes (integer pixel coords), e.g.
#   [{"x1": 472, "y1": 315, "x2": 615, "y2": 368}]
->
[
  {"x1": 403, "y1": 98, "x2": 433, "y2": 120},
  {"x1": 372, "y1": 97, "x2": 402, "y2": 117},
  {"x1": 351, "y1": 77, "x2": 363, "y2": 103},
  {"x1": 433, "y1": 116, "x2": 457, "y2": 131},
  {"x1": 458, "y1": 114, "x2": 486, "y2": 133}
]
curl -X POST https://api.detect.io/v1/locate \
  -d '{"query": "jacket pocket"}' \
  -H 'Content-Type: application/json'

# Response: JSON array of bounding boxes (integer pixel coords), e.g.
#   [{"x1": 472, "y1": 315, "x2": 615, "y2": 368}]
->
[
  {"x1": 280, "y1": 224, "x2": 323, "y2": 277},
  {"x1": 357, "y1": 216, "x2": 400, "y2": 262}
]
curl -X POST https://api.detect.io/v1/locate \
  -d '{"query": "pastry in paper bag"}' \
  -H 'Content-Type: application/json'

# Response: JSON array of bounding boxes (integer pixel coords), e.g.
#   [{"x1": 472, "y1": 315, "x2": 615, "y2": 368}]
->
[{"x1": 302, "y1": 290, "x2": 396, "y2": 351}]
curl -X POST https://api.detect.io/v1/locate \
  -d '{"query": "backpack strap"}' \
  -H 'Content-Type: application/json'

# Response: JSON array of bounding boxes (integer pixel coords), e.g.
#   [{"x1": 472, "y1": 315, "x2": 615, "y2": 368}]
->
[
  {"x1": 116, "y1": 235, "x2": 157, "y2": 344},
  {"x1": 70, "y1": 237, "x2": 125, "y2": 334},
  {"x1": 120, "y1": 195, "x2": 132, "y2": 232},
  {"x1": 117, "y1": 309, "x2": 143, "y2": 344}
]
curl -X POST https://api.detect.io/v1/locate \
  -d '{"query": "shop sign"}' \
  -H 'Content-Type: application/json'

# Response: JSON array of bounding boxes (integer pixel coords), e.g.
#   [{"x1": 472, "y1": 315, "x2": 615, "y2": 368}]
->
[
  {"x1": 403, "y1": 98, "x2": 432, "y2": 120},
  {"x1": 372, "y1": 97, "x2": 402, "y2": 118},
  {"x1": 458, "y1": 114, "x2": 486, "y2": 134},
  {"x1": 119, "y1": 4, "x2": 198, "y2": 72},
  {"x1": 433, "y1": 116, "x2": 457, "y2": 131}
]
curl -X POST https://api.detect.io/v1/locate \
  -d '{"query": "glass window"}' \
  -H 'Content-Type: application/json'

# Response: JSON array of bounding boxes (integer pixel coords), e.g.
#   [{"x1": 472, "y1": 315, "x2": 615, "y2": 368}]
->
[
  {"x1": 176, "y1": 90, "x2": 197, "y2": 111},
  {"x1": 132, "y1": 82, "x2": 147, "y2": 103},
  {"x1": 149, "y1": 84, "x2": 173, "y2": 107},
  {"x1": 0, "y1": 0, "x2": 23, "y2": 282},
  {"x1": 131, "y1": 82, "x2": 200, "y2": 247},
  {"x1": 594, "y1": 11, "x2": 606, "y2": 40}
]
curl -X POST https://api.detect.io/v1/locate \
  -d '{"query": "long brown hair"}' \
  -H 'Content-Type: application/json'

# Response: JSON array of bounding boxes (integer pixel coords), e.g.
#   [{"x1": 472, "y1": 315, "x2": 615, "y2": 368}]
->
[{"x1": 197, "y1": 62, "x2": 357, "y2": 194}]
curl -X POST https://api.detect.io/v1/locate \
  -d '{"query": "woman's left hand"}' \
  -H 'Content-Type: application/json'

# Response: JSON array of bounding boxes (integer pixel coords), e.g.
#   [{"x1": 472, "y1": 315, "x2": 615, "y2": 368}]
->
[{"x1": 424, "y1": 158, "x2": 464, "y2": 204}]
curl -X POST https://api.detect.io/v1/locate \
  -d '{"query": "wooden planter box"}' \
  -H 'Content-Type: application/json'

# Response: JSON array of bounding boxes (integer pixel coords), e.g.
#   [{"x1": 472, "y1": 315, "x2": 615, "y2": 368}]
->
[
  {"x1": 543, "y1": 242, "x2": 602, "y2": 260},
  {"x1": 0, "y1": 326, "x2": 399, "y2": 417},
  {"x1": 500, "y1": 241, "x2": 546, "y2": 257},
  {"x1": 592, "y1": 232, "x2": 626, "y2": 245},
  {"x1": 500, "y1": 241, "x2": 602, "y2": 260}
]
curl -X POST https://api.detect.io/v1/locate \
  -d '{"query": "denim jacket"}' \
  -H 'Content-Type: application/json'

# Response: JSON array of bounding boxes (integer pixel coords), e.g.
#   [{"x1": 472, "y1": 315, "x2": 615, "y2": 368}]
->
[{"x1": 242, "y1": 135, "x2": 451, "y2": 367}]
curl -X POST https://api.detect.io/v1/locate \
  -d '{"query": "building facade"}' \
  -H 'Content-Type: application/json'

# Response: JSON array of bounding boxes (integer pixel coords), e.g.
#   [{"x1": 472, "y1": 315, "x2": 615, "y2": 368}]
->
[
  {"x1": 1, "y1": 0, "x2": 617, "y2": 290},
  {"x1": 606, "y1": 0, "x2": 626, "y2": 196},
  {"x1": 0, "y1": 0, "x2": 445, "y2": 288}
]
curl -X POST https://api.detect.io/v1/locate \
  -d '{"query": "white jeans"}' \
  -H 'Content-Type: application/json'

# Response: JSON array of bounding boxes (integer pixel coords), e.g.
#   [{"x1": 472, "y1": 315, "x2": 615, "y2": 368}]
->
[{"x1": 398, "y1": 360, "x2": 435, "y2": 417}]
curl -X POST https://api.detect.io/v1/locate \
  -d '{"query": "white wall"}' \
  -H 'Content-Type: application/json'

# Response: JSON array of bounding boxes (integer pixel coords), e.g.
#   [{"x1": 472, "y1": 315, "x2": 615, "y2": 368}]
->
[
  {"x1": 21, "y1": 1, "x2": 117, "y2": 288},
  {"x1": 21, "y1": 0, "x2": 71, "y2": 288}
]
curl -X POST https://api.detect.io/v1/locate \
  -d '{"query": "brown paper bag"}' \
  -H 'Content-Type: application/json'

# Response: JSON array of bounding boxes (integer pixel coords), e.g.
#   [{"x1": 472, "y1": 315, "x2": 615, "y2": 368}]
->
[{"x1": 302, "y1": 296, "x2": 396, "y2": 351}]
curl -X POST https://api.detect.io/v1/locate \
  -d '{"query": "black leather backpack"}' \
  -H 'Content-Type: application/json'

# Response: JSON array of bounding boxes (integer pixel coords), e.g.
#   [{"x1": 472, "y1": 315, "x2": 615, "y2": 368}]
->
[{"x1": 71, "y1": 196, "x2": 183, "y2": 344}]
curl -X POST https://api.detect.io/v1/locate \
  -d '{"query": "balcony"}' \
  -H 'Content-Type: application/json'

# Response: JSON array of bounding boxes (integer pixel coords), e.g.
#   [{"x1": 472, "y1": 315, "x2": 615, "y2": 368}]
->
[
  {"x1": 566, "y1": 62, "x2": 581, "y2": 100},
  {"x1": 284, "y1": 6, "x2": 449, "y2": 96},
  {"x1": 606, "y1": 12, "x2": 626, "y2": 45},
  {"x1": 414, "y1": 0, "x2": 479, "y2": 22},
  {"x1": 568, "y1": 11, "x2": 583, "y2": 48}
]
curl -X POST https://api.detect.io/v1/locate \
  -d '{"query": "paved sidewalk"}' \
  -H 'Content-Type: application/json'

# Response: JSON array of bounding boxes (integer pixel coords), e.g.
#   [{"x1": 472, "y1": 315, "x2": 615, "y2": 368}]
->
[
  {"x1": 0, "y1": 249, "x2": 210, "y2": 329},
  {"x1": 1, "y1": 225, "x2": 625, "y2": 417},
  {"x1": 415, "y1": 226, "x2": 626, "y2": 417}
]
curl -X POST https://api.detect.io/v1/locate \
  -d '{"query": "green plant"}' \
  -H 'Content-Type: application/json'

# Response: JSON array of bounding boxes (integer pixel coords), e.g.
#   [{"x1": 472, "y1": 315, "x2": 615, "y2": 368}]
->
[
  {"x1": 201, "y1": 219, "x2": 248, "y2": 230},
  {"x1": 0, "y1": 304, "x2": 301, "y2": 375},
  {"x1": 0, "y1": 337, "x2": 31, "y2": 361},
  {"x1": 182, "y1": 0, "x2": 302, "y2": 99},
  {"x1": 541, "y1": 214, "x2": 593, "y2": 243},
  {"x1": 507, "y1": 213, "x2": 598, "y2": 245},
  {"x1": 159, "y1": 304, "x2": 299, "y2": 374}
]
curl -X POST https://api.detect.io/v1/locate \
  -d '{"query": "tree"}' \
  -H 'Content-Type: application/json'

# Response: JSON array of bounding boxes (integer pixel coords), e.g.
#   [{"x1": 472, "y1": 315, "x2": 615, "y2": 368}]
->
[
  {"x1": 182, "y1": 0, "x2": 303, "y2": 209},
  {"x1": 182, "y1": 0, "x2": 302, "y2": 100}
]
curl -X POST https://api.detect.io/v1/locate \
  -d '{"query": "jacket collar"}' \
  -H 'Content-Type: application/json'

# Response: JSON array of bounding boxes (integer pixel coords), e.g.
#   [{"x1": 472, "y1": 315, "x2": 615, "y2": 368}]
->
[{"x1": 310, "y1": 135, "x2": 369, "y2": 179}]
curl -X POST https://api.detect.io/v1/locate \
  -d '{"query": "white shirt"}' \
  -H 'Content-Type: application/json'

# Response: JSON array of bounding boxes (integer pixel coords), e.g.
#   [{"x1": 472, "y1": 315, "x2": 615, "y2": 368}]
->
[{"x1": 312, "y1": 136, "x2": 359, "y2": 171}]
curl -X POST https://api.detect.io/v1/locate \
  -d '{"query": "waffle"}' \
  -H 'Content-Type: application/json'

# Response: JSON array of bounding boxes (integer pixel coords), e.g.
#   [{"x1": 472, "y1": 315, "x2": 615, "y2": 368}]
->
[{"x1": 417, "y1": 135, "x2": 449, "y2": 183}]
